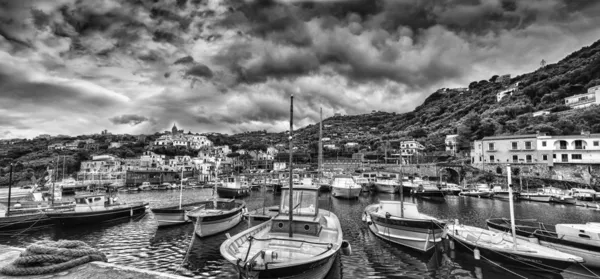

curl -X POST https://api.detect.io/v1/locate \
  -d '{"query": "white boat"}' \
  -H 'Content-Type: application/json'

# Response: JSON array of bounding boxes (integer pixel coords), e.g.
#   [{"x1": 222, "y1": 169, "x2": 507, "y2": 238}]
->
[
  {"x1": 447, "y1": 165, "x2": 583, "y2": 274},
  {"x1": 220, "y1": 186, "x2": 349, "y2": 278},
  {"x1": 138, "y1": 182, "x2": 152, "y2": 191},
  {"x1": 187, "y1": 198, "x2": 246, "y2": 237},
  {"x1": 331, "y1": 175, "x2": 361, "y2": 199},
  {"x1": 373, "y1": 177, "x2": 399, "y2": 193},
  {"x1": 570, "y1": 187, "x2": 598, "y2": 201},
  {"x1": 487, "y1": 218, "x2": 600, "y2": 269},
  {"x1": 364, "y1": 200, "x2": 445, "y2": 252}
]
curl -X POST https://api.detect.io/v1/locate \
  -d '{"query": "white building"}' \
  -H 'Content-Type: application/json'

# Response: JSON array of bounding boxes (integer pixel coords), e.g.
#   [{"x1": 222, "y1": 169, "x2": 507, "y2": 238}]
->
[
  {"x1": 496, "y1": 82, "x2": 520, "y2": 102},
  {"x1": 345, "y1": 142, "x2": 359, "y2": 147},
  {"x1": 445, "y1": 134, "x2": 458, "y2": 154},
  {"x1": 537, "y1": 131, "x2": 600, "y2": 165},
  {"x1": 564, "y1": 85, "x2": 600, "y2": 109},
  {"x1": 399, "y1": 140, "x2": 425, "y2": 157},
  {"x1": 532, "y1": 110, "x2": 551, "y2": 117}
]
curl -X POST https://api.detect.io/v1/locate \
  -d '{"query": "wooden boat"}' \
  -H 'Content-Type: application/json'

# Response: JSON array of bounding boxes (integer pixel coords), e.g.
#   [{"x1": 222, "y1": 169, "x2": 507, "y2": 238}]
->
[
  {"x1": 519, "y1": 192, "x2": 552, "y2": 202},
  {"x1": 364, "y1": 201, "x2": 445, "y2": 252},
  {"x1": 373, "y1": 177, "x2": 399, "y2": 193},
  {"x1": 413, "y1": 185, "x2": 445, "y2": 202},
  {"x1": 331, "y1": 175, "x2": 362, "y2": 199},
  {"x1": 459, "y1": 184, "x2": 494, "y2": 198},
  {"x1": 187, "y1": 198, "x2": 245, "y2": 237},
  {"x1": 216, "y1": 176, "x2": 250, "y2": 198},
  {"x1": 138, "y1": 182, "x2": 152, "y2": 191},
  {"x1": 447, "y1": 221, "x2": 583, "y2": 273},
  {"x1": 487, "y1": 218, "x2": 600, "y2": 269},
  {"x1": 447, "y1": 165, "x2": 583, "y2": 274},
  {"x1": 439, "y1": 183, "x2": 462, "y2": 196},
  {"x1": 46, "y1": 193, "x2": 148, "y2": 226},
  {"x1": 220, "y1": 186, "x2": 348, "y2": 278},
  {"x1": 570, "y1": 187, "x2": 598, "y2": 201},
  {"x1": 0, "y1": 203, "x2": 74, "y2": 232}
]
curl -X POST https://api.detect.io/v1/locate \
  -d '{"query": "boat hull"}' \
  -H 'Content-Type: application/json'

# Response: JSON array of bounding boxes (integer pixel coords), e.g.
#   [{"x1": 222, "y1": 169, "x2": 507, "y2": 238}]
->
[
  {"x1": 366, "y1": 211, "x2": 444, "y2": 252},
  {"x1": 244, "y1": 252, "x2": 337, "y2": 279},
  {"x1": 550, "y1": 196, "x2": 577, "y2": 205},
  {"x1": 459, "y1": 192, "x2": 494, "y2": 198},
  {"x1": 0, "y1": 213, "x2": 54, "y2": 232},
  {"x1": 414, "y1": 190, "x2": 445, "y2": 201},
  {"x1": 217, "y1": 187, "x2": 250, "y2": 199},
  {"x1": 318, "y1": 184, "x2": 331, "y2": 192},
  {"x1": 331, "y1": 187, "x2": 361, "y2": 199},
  {"x1": 520, "y1": 195, "x2": 552, "y2": 202},
  {"x1": 46, "y1": 203, "x2": 147, "y2": 226},
  {"x1": 374, "y1": 183, "x2": 397, "y2": 194},
  {"x1": 151, "y1": 209, "x2": 187, "y2": 227},
  {"x1": 447, "y1": 233, "x2": 577, "y2": 273}
]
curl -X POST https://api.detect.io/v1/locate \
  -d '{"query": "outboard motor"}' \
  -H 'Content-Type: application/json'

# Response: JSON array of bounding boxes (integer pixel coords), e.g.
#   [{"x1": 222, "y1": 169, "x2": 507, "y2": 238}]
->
[{"x1": 341, "y1": 240, "x2": 352, "y2": 256}]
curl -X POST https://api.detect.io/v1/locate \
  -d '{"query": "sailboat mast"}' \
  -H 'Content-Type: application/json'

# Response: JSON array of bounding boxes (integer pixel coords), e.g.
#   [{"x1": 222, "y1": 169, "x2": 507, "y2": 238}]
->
[
  {"x1": 400, "y1": 169, "x2": 404, "y2": 218},
  {"x1": 506, "y1": 164, "x2": 517, "y2": 250},
  {"x1": 179, "y1": 167, "x2": 183, "y2": 209},
  {"x1": 319, "y1": 107, "x2": 323, "y2": 175},
  {"x1": 289, "y1": 93, "x2": 294, "y2": 238}
]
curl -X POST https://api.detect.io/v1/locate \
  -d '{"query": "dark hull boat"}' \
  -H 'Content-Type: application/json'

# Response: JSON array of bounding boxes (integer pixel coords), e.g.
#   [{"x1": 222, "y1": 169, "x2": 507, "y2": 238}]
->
[
  {"x1": 487, "y1": 218, "x2": 600, "y2": 268},
  {"x1": 446, "y1": 221, "x2": 583, "y2": 274},
  {"x1": 187, "y1": 199, "x2": 246, "y2": 237},
  {"x1": 151, "y1": 201, "x2": 210, "y2": 227},
  {"x1": 46, "y1": 193, "x2": 147, "y2": 226},
  {"x1": 0, "y1": 213, "x2": 53, "y2": 232},
  {"x1": 413, "y1": 189, "x2": 446, "y2": 202},
  {"x1": 216, "y1": 186, "x2": 250, "y2": 198}
]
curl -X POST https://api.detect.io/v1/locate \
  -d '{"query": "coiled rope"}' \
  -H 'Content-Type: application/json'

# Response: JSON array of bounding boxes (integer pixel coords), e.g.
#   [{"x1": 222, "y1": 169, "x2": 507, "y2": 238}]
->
[{"x1": 0, "y1": 240, "x2": 107, "y2": 276}]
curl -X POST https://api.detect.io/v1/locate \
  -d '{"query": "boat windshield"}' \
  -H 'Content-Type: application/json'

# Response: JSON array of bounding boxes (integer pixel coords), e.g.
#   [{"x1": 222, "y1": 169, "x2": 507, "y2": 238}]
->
[{"x1": 280, "y1": 189, "x2": 317, "y2": 216}]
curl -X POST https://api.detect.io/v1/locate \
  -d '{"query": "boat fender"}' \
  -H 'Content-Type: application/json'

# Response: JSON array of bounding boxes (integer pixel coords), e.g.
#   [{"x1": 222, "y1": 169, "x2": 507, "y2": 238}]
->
[
  {"x1": 365, "y1": 214, "x2": 372, "y2": 225},
  {"x1": 473, "y1": 247, "x2": 480, "y2": 260},
  {"x1": 361, "y1": 212, "x2": 367, "y2": 222},
  {"x1": 341, "y1": 240, "x2": 352, "y2": 256},
  {"x1": 449, "y1": 239, "x2": 455, "y2": 250},
  {"x1": 263, "y1": 250, "x2": 278, "y2": 263},
  {"x1": 441, "y1": 229, "x2": 447, "y2": 239}
]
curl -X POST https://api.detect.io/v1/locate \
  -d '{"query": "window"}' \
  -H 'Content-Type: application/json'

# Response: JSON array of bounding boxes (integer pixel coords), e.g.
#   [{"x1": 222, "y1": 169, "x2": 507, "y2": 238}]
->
[
  {"x1": 526, "y1": 155, "x2": 532, "y2": 163},
  {"x1": 525, "y1": 142, "x2": 532, "y2": 150},
  {"x1": 489, "y1": 155, "x2": 495, "y2": 162},
  {"x1": 511, "y1": 142, "x2": 518, "y2": 150},
  {"x1": 488, "y1": 143, "x2": 495, "y2": 151},
  {"x1": 512, "y1": 155, "x2": 518, "y2": 163},
  {"x1": 553, "y1": 154, "x2": 556, "y2": 159},
  {"x1": 542, "y1": 155, "x2": 548, "y2": 161},
  {"x1": 574, "y1": 140, "x2": 584, "y2": 150},
  {"x1": 572, "y1": 154, "x2": 582, "y2": 160},
  {"x1": 595, "y1": 141, "x2": 599, "y2": 147}
]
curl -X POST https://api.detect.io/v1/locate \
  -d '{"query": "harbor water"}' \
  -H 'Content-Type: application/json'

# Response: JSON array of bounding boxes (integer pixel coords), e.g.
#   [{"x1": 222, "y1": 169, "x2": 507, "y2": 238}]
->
[{"x1": 1, "y1": 188, "x2": 599, "y2": 279}]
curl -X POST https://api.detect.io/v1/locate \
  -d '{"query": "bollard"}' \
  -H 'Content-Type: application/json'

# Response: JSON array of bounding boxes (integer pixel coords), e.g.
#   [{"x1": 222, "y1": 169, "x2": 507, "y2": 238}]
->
[{"x1": 474, "y1": 247, "x2": 480, "y2": 260}]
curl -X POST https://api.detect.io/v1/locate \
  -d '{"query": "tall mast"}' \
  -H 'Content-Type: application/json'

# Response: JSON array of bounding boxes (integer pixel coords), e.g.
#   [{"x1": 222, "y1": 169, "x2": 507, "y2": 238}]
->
[
  {"x1": 507, "y1": 164, "x2": 517, "y2": 250},
  {"x1": 319, "y1": 107, "x2": 323, "y2": 175},
  {"x1": 179, "y1": 167, "x2": 183, "y2": 209},
  {"x1": 288, "y1": 93, "x2": 294, "y2": 238}
]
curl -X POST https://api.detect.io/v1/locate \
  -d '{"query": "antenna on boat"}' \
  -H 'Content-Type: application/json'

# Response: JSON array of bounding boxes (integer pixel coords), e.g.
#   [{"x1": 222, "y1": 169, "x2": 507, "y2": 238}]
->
[
  {"x1": 506, "y1": 164, "x2": 517, "y2": 251},
  {"x1": 289, "y1": 90, "x2": 295, "y2": 238}
]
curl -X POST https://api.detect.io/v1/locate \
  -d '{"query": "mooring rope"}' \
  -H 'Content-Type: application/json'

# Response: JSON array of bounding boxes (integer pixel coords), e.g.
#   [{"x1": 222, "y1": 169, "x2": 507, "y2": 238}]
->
[{"x1": 0, "y1": 240, "x2": 107, "y2": 276}]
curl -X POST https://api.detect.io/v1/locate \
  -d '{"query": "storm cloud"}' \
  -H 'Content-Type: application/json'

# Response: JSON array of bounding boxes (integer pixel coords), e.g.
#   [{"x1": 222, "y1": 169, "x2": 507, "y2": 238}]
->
[
  {"x1": 109, "y1": 114, "x2": 155, "y2": 126},
  {"x1": 0, "y1": 0, "x2": 599, "y2": 138}
]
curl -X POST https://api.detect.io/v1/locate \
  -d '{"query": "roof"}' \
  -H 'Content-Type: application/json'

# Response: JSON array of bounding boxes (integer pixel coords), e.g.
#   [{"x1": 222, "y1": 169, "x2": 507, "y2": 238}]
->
[{"x1": 481, "y1": 134, "x2": 537, "y2": 141}]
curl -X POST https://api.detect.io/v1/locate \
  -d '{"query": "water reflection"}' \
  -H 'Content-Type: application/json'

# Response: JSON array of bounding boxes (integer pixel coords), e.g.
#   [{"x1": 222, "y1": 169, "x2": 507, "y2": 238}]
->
[{"x1": 1, "y1": 189, "x2": 599, "y2": 278}]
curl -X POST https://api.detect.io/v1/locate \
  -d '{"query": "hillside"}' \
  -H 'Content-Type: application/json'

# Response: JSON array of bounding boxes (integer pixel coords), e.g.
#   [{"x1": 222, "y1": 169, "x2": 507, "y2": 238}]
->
[{"x1": 291, "y1": 39, "x2": 600, "y2": 150}]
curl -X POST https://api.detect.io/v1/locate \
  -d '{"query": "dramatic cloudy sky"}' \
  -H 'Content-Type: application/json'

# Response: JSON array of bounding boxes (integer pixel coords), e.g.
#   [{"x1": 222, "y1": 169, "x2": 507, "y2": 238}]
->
[{"x1": 1, "y1": 0, "x2": 600, "y2": 138}]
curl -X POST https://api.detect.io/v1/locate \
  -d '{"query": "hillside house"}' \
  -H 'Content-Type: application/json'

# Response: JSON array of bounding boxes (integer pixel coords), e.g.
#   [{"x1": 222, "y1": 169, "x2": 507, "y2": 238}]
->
[
  {"x1": 532, "y1": 110, "x2": 551, "y2": 117},
  {"x1": 564, "y1": 85, "x2": 600, "y2": 109},
  {"x1": 345, "y1": 142, "x2": 359, "y2": 147},
  {"x1": 324, "y1": 144, "x2": 337, "y2": 150},
  {"x1": 496, "y1": 82, "x2": 520, "y2": 102},
  {"x1": 445, "y1": 135, "x2": 458, "y2": 154},
  {"x1": 109, "y1": 142, "x2": 123, "y2": 149},
  {"x1": 48, "y1": 143, "x2": 65, "y2": 150}
]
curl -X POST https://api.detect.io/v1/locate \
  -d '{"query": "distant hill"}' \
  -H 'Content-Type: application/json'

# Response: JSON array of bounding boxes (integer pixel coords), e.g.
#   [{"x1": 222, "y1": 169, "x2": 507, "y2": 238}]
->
[{"x1": 289, "y1": 39, "x2": 600, "y2": 151}]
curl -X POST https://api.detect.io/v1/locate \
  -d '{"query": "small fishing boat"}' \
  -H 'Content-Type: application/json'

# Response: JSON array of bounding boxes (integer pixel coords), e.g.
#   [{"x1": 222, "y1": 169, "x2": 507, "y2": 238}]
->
[
  {"x1": 459, "y1": 184, "x2": 494, "y2": 198},
  {"x1": 46, "y1": 193, "x2": 148, "y2": 226},
  {"x1": 570, "y1": 187, "x2": 598, "y2": 201},
  {"x1": 487, "y1": 218, "x2": 600, "y2": 269},
  {"x1": 448, "y1": 165, "x2": 583, "y2": 274},
  {"x1": 373, "y1": 177, "x2": 399, "y2": 193},
  {"x1": 151, "y1": 202, "x2": 208, "y2": 227},
  {"x1": 549, "y1": 188, "x2": 577, "y2": 205},
  {"x1": 447, "y1": 220, "x2": 583, "y2": 273},
  {"x1": 519, "y1": 191, "x2": 553, "y2": 202},
  {"x1": 364, "y1": 200, "x2": 445, "y2": 252},
  {"x1": 353, "y1": 176, "x2": 370, "y2": 192},
  {"x1": 187, "y1": 198, "x2": 246, "y2": 237},
  {"x1": 216, "y1": 176, "x2": 250, "y2": 198},
  {"x1": 331, "y1": 175, "x2": 362, "y2": 199},
  {"x1": 220, "y1": 186, "x2": 349, "y2": 278},
  {"x1": 439, "y1": 183, "x2": 462, "y2": 196},
  {"x1": 138, "y1": 182, "x2": 152, "y2": 191},
  {"x1": 413, "y1": 184, "x2": 445, "y2": 202}
]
